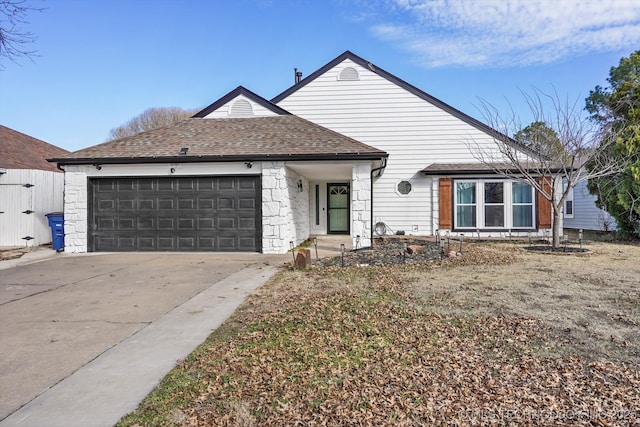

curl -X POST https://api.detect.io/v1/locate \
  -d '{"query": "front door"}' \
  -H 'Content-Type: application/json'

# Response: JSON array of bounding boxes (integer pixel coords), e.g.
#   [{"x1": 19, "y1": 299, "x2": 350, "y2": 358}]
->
[{"x1": 327, "y1": 183, "x2": 349, "y2": 234}]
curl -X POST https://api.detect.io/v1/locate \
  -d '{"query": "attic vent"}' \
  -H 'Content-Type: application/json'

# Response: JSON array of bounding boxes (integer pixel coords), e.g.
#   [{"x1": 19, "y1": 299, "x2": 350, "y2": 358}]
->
[
  {"x1": 338, "y1": 67, "x2": 359, "y2": 81},
  {"x1": 229, "y1": 99, "x2": 254, "y2": 116}
]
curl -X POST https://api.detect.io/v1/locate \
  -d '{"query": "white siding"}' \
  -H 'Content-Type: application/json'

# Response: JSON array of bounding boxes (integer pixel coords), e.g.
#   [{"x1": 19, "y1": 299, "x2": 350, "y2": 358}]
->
[
  {"x1": 564, "y1": 180, "x2": 617, "y2": 231},
  {"x1": 276, "y1": 59, "x2": 506, "y2": 236},
  {"x1": 0, "y1": 169, "x2": 64, "y2": 247},
  {"x1": 203, "y1": 94, "x2": 281, "y2": 118}
]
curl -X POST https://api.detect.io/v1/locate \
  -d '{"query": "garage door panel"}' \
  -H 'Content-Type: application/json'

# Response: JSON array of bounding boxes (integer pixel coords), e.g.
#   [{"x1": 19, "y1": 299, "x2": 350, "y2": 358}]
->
[
  {"x1": 239, "y1": 198, "x2": 255, "y2": 209},
  {"x1": 138, "y1": 179, "x2": 155, "y2": 191},
  {"x1": 97, "y1": 199, "x2": 116, "y2": 211},
  {"x1": 157, "y1": 217, "x2": 174, "y2": 229},
  {"x1": 98, "y1": 218, "x2": 116, "y2": 230},
  {"x1": 89, "y1": 176, "x2": 261, "y2": 252},
  {"x1": 118, "y1": 218, "x2": 136, "y2": 230},
  {"x1": 178, "y1": 218, "x2": 195, "y2": 229},
  {"x1": 137, "y1": 217, "x2": 155, "y2": 230},
  {"x1": 198, "y1": 217, "x2": 215, "y2": 229},
  {"x1": 117, "y1": 199, "x2": 135, "y2": 211},
  {"x1": 178, "y1": 198, "x2": 195, "y2": 210},
  {"x1": 157, "y1": 237, "x2": 174, "y2": 250},
  {"x1": 117, "y1": 179, "x2": 137, "y2": 192},
  {"x1": 138, "y1": 199, "x2": 155, "y2": 210},
  {"x1": 158, "y1": 199, "x2": 174, "y2": 210},
  {"x1": 157, "y1": 180, "x2": 175, "y2": 191}
]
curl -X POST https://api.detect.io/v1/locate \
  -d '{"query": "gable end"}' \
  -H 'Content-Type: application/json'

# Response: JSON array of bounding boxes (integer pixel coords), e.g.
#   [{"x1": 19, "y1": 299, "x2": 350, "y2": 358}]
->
[
  {"x1": 272, "y1": 51, "x2": 537, "y2": 156},
  {"x1": 194, "y1": 86, "x2": 291, "y2": 118}
]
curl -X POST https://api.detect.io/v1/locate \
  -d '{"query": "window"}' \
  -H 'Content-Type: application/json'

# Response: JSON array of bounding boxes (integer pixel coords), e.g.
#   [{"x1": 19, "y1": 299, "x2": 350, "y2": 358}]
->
[
  {"x1": 484, "y1": 182, "x2": 504, "y2": 227},
  {"x1": 454, "y1": 180, "x2": 534, "y2": 229},
  {"x1": 564, "y1": 185, "x2": 574, "y2": 218},
  {"x1": 512, "y1": 182, "x2": 534, "y2": 227},
  {"x1": 456, "y1": 182, "x2": 476, "y2": 227},
  {"x1": 397, "y1": 180, "x2": 412, "y2": 195}
]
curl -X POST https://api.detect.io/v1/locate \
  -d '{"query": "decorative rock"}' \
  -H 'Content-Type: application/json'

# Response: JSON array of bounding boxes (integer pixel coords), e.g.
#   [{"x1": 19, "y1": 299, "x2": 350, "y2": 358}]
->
[
  {"x1": 408, "y1": 245, "x2": 424, "y2": 254},
  {"x1": 292, "y1": 249, "x2": 313, "y2": 268}
]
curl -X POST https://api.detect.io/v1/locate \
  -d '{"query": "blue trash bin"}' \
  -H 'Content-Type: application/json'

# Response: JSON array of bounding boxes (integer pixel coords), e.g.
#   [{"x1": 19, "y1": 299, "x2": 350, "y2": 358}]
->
[{"x1": 46, "y1": 212, "x2": 65, "y2": 251}]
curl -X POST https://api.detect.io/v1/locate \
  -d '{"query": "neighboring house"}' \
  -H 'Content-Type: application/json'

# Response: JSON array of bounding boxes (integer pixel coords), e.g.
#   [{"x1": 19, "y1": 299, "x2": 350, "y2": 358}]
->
[
  {"x1": 563, "y1": 179, "x2": 617, "y2": 231},
  {"x1": 51, "y1": 51, "x2": 555, "y2": 254},
  {"x1": 0, "y1": 125, "x2": 68, "y2": 247}
]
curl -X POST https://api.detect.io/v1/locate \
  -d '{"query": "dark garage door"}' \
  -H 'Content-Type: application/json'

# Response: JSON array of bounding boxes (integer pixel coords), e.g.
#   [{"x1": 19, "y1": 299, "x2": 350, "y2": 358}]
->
[{"x1": 88, "y1": 176, "x2": 261, "y2": 252}]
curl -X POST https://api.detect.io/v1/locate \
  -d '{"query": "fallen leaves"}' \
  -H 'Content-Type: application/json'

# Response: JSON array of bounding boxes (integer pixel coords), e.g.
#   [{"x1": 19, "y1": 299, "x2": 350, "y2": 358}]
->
[{"x1": 118, "y1": 244, "x2": 639, "y2": 426}]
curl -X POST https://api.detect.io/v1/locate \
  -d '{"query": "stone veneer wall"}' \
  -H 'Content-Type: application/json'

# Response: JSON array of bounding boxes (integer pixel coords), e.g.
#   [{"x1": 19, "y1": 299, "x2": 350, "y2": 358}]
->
[
  {"x1": 351, "y1": 163, "x2": 372, "y2": 249},
  {"x1": 63, "y1": 167, "x2": 89, "y2": 253},
  {"x1": 261, "y1": 162, "x2": 309, "y2": 254}
]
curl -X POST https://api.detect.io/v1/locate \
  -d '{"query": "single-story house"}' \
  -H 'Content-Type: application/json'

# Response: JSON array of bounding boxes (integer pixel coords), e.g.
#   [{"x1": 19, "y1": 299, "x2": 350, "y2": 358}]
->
[
  {"x1": 563, "y1": 179, "x2": 617, "y2": 231},
  {"x1": 0, "y1": 125, "x2": 68, "y2": 247},
  {"x1": 50, "y1": 51, "x2": 556, "y2": 254}
]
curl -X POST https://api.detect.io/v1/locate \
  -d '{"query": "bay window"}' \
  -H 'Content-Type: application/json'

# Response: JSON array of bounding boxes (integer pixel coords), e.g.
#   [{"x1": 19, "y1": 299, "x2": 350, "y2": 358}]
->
[{"x1": 454, "y1": 179, "x2": 535, "y2": 229}]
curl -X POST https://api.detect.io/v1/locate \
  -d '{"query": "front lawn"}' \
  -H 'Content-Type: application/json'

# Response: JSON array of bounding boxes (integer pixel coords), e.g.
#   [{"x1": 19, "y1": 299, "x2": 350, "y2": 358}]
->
[{"x1": 118, "y1": 242, "x2": 640, "y2": 426}]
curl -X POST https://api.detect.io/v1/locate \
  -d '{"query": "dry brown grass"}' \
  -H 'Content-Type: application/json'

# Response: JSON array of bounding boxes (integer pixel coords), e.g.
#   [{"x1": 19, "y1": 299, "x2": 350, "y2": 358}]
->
[{"x1": 118, "y1": 241, "x2": 640, "y2": 426}]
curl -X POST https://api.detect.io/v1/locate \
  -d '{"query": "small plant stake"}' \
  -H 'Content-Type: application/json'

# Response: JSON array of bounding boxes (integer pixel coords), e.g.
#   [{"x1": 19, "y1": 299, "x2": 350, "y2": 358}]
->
[
  {"x1": 340, "y1": 243, "x2": 345, "y2": 267},
  {"x1": 435, "y1": 229, "x2": 439, "y2": 245},
  {"x1": 440, "y1": 238, "x2": 446, "y2": 259},
  {"x1": 579, "y1": 229, "x2": 584, "y2": 250},
  {"x1": 313, "y1": 237, "x2": 318, "y2": 260},
  {"x1": 528, "y1": 231, "x2": 532, "y2": 247},
  {"x1": 290, "y1": 241, "x2": 295, "y2": 264},
  {"x1": 402, "y1": 242, "x2": 407, "y2": 264},
  {"x1": 459, "y1": 234, "x2": 464, "y2": 253},
  {"x1": 447, "y1": 230, "x2": 451, "y2": 252}
]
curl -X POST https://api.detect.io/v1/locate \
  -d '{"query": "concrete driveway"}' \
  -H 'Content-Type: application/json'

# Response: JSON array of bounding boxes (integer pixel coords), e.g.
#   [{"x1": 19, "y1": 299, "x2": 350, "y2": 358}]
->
[{"x1": 0, "y1": 251, "x2": 287, "y2": 426}]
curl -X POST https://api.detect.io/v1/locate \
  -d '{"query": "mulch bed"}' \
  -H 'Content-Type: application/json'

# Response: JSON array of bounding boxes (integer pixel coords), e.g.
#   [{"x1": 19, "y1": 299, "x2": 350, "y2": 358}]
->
[{"x1": 315, "y1": 237, "x2": 445, "y2": 267}]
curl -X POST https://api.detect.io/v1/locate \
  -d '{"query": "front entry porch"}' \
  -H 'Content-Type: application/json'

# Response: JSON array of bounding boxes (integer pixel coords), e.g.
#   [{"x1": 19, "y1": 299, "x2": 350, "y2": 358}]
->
[{"x1": 286, "y1": 161, "x2": 375, "y2": 250}]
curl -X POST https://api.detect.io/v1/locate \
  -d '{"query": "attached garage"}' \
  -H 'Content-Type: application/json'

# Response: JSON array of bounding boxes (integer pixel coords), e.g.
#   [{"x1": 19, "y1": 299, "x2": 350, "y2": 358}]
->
[
  {"x1": 50, "y1": 110, "x2": 386, "y2": 254},
  {"x1": 88, "y1": 176, "x2": 261, "y2": 252}
]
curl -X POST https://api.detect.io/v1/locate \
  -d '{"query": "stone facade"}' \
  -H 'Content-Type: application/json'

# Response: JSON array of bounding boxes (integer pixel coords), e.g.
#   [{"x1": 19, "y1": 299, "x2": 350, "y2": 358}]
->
[
  {"x1": 351, "y1": 163, "x2": 372, "y2": 249},
  {"x1": 63, "y1": 167, "x2": 89, "y2": 253},
  {"x1": 261, "y1": 162, "x2": 309, "y2": 254}
]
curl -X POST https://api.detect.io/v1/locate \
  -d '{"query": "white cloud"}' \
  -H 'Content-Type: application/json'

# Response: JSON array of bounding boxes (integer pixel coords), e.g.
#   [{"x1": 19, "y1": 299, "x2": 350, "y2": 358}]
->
[{"x1": 370, "y1": 0, "x2": 640, "y2": 67}]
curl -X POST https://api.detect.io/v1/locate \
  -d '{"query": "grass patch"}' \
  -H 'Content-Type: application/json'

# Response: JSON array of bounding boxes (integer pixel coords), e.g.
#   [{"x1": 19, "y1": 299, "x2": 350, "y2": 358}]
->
[{"x1": 118, "y1": 243, "x2": 640, "y2": 426}]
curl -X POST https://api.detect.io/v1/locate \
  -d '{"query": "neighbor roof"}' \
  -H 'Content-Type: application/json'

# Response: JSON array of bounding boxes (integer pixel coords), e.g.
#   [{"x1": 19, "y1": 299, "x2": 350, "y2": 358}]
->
[
  {"x1": 0, "y1": 125, "x2": 69, "y2": 172},
  {"x1": 50, "y1": 115, "x2": 388, "y2": 165}
]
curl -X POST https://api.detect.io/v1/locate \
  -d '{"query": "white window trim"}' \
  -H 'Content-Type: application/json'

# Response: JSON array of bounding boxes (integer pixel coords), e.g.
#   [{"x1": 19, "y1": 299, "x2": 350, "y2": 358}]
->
[{"x1": 454, "y1": 179, "x2": 536, "y2": 230}]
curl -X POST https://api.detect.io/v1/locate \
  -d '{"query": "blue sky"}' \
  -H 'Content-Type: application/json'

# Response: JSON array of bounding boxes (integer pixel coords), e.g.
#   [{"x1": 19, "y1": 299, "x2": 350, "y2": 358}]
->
[{"x1": 1, "y1": 0, "x2": 639, "y2": 152}]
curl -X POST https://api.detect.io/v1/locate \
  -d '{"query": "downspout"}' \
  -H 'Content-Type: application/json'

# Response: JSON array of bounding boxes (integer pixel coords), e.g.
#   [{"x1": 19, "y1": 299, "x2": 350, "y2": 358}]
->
[{"x1": 369, "y1": 157, "x2": 388, "y2": 247}]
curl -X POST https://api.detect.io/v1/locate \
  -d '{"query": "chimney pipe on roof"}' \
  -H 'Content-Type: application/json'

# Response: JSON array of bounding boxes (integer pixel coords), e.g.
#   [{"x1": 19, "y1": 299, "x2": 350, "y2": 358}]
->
[{"x1": 294, "y1": 68, "x2": 303, "y2": 84}]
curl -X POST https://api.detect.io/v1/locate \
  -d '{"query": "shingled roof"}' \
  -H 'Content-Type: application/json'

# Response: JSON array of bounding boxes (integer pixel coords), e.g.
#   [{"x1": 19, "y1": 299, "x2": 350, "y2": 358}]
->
[
  {"x1": 1, "y1": 125, "x2": 69, "y2": 172},
  {"x1": 51, "y1": 116, "x2": 387, "y2": 165}
]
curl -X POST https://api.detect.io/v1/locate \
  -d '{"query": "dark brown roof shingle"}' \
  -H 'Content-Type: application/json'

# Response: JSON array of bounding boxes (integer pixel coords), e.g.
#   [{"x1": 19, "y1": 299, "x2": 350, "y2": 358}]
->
[
  {"x1": 53, "y1": 116, "x2": 387, "y2": 164},
  {"x1": 0, "y1": 125, "x2": 69, "y2": 172}
]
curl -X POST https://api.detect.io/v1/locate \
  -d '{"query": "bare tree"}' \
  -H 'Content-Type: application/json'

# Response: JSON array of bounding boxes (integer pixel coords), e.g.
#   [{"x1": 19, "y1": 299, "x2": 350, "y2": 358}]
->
[
  {"x1": 107, "y1": 107, "x2": 199, "y2": 141},
  {"x1": 469, "y1": 89, "x2": 626, "y2": 248},
  {"x1": 0, "y1": 0, "x2": 43, "y2": 68}
]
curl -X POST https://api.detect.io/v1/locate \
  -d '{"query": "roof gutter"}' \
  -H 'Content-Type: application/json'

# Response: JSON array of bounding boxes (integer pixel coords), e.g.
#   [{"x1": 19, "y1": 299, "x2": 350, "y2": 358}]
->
[
  {"x1": 369, "y1": 157, "x2": 387, "y2": 247},
  {"x1": 48, "y1": 152, "x2": 389, "y2": 166}
]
